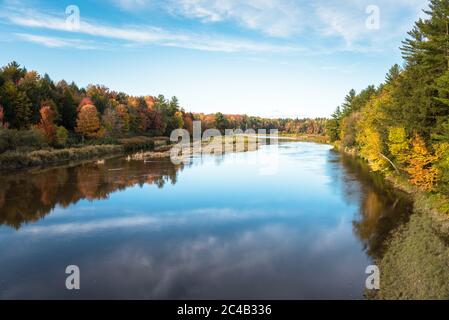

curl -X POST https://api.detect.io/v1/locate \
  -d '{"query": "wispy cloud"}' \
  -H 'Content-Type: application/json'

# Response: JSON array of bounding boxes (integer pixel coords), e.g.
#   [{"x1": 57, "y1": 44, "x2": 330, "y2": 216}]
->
[
  {"x1": 15, "y1": 33, "x2": 99, "y2": 49},
  {"x1": 0, "y1": 0, "x2": 430, "y2": 54},
  {"x1": 167, "y1": 0, "x2": 304, "y2": 38},
  {"x1": 162, "y1": 0, "x2": 428, "y2": 47},
  {"x1": 22, "y1": 216, "x2": 158, "y2": 235},
  {"x1": 1, "y1": 6, "x2": 302, "y2": 53}
]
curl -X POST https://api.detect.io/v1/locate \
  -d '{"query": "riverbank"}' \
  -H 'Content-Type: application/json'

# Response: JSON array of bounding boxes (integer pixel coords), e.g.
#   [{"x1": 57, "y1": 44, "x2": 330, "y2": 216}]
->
[
  {"x1": 335, "y1": 144, "x2": 449, "y2": 219},
  {"x1": 0, "y1": 136, "x2": 171, "y2": 171},
  {"x1": 279, "y1": 133, "x2": 329, "y2": 144},
  {"x1": 334, "y1": 145, "x2": 449, "y2": 299},
  {"x1": 0, "y1": 145, "x2": 125, "y2": 171},
  {"x1": 0, "y1": 134, "x2": 261, "y2": 171}
]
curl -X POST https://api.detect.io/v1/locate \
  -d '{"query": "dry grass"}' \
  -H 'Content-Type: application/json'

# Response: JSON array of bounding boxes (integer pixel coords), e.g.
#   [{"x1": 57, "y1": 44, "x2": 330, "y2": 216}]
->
[{"x1": 0, "y1": 145, "x2": 124, "y2": 170}]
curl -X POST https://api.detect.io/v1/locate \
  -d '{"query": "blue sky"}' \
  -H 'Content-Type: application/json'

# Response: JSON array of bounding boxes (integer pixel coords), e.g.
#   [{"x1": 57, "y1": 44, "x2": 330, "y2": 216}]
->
[{"x1": 0, "y1": 0, "x2": 429, "y2": 118}]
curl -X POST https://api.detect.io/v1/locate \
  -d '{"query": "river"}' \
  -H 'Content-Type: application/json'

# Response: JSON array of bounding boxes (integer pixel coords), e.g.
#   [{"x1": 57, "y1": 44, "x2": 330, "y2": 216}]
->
[{"x1": 0, "y1": 140, "x2": 416, "y2": 299}]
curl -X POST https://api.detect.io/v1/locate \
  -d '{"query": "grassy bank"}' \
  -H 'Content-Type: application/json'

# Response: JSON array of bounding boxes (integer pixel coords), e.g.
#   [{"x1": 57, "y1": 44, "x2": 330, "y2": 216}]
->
[
  {"x1": 335, "y1": 142, "x2": 449, "y2": 219},
  {"x1": 333, "y1": 145, "x2": 449, "y2": 299},
  {"x1": 0, "y1": 145, "x2": 125, "y2": 170},
  {"x1": 368, "y1": 211, "x2": 449, "y2": 299},
  {"x1": 0, "y1": 136, "x2": 172, "y2": 171},
  {"x1": 119, "y1": 136, "x2": 169, "y2": 152},
  {"x1": 279, "y1": 133, "x2": 329, "y2": 144}
]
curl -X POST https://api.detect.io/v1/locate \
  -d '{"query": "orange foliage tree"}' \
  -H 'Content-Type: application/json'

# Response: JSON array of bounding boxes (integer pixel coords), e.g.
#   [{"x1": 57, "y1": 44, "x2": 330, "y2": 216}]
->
[
  {"x1": 406, "y1": 135, "x2": 440, "y2": 191},
  {"x1": 37, "y1": 106, "x2": 57, "y2": 143},
  {"x1": 116, "y1": 104, "x2": 130, "y2": 134},
  {"x1": 75, "y1": 104, "x2": 103, "y2": 139},
  {"x1": 78, "y1": 97, "x2": 94, "y2": 110}
]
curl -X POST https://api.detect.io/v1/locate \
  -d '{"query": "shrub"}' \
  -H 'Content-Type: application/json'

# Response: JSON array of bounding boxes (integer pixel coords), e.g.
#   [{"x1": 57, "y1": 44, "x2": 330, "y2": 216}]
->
[
  {"x1": 0, "y1": 128, "x2": 46, "y2": 153},
  {"x1": 56, "y1": 126, "x2": 69, "y2": 147},
  {"x1": 85, "y1": 136, "x2": 119, "y2": 146},
  {"x1": 118, "y1": 136, "x2": 155, "y2": 152}
]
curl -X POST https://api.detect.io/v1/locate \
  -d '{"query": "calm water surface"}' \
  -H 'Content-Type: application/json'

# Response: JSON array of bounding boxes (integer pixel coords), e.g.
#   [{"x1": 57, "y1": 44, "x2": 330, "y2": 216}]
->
[{"x1": 0, "y1": 141, "x2": 412, "y2": 299}]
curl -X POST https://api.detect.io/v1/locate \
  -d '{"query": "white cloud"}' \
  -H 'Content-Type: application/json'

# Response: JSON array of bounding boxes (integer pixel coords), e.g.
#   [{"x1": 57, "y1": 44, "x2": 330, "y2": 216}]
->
[
  {"x1": 1, "y1": 7, "x2": 302, "y2": 53},
  {"x1": 1, "y1": 0, "x2": 431, "y2": 53},
  {"x1": 168, "y1": 0, "x2": 304, "y2": 38},
  {"x1": 315, "y1": 6, "x2": 364, "y2": 46},
  {"x1": 22, "y1": 216, "x2": 158, "y2": 235},
  {"x1": 166, "y1": 0, "x2": 429, "y2": 46},
  {"x1": 15, "y1": 33, "x2": 99, "y2": 49}
]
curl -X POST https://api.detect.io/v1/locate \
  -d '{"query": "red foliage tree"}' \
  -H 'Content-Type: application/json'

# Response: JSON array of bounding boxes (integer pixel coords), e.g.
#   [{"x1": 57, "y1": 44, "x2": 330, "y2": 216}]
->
[
  {"x1": 183, "y1": 112, "x2": 194, "y2": 135},
  {"x1": 78, "y1": 97, "x2": 94, "y2": 111}
]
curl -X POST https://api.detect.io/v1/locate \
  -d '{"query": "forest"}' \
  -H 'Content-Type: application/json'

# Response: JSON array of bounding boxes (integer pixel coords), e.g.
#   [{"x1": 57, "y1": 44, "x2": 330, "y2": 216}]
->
[
  {"x1": 0, "y1": 61, "x2": 325, "y2": 159},
  {"x1": 326, "y1": 0, "x2": 449, "y2": 197}
]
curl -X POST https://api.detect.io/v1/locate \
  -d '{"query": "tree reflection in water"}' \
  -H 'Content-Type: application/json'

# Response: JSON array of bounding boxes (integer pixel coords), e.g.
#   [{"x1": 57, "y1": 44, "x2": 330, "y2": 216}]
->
[
  {"x1": 333, "y1": 151, "x2": 449, "y2": 299},
  {"x1": 0, "y1": 157, "x2": 184, "y2": 229},
  {"x1": 341, "y1": 155, "x2": 413, "y2": 259},
  {"x1": 330, "y1": 151, "x2": 412, "y2": 259}
]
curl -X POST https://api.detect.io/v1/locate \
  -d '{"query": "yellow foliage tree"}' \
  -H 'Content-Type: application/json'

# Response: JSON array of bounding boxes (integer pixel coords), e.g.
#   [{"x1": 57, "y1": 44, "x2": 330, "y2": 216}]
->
[
  {"x1": 388, "y1": 127, "x2": 410, "y2": 166},
  {"x1": 75, "y1": 104, "x2": 103, "y2": 139},
  {"x1": 358, "y1": 127, "x2": 387, "y2": 171},
  {"x1": 406, "y1": 135, "x2": 439, "y2": 191},
  {"x1": 174, "y1": 111, "x2": 184, "y2": 129},
  {"x1": 356, "y1": 90, "x2": 390, "y2": 171}
]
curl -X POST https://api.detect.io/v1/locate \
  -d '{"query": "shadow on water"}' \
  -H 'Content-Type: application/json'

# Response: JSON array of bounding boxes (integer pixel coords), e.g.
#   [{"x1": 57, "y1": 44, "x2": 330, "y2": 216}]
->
[
  {"x1": 329, "y1": 150, "x2": 449, "y2": 299},
  {"x1": 327, "y1": 150, "x2": 413, "y2": 260}
]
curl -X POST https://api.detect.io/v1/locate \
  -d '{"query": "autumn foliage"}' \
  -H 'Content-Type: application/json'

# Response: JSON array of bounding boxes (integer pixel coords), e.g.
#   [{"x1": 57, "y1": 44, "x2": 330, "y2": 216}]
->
[
  {"x1": 37, "y1": 106, "x2": 56, "y2": 143},
  {"x1": 76, "y1": 104, "x2": 103, "y2": 139},
  {"x1": 78, "y1": 97, "x2": 94, "y2": 110},
  {"x1": 405, "y1": 135, "x2": 440, "y2": 191}
]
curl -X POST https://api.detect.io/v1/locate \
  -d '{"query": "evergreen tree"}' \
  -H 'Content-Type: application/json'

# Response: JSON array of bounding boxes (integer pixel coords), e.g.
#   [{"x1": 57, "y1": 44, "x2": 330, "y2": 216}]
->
[
  {"x1": 0, "y1": 81, "x2": 31, "y2": 129},
  {"x1": 59, "y1": 88, "x2": 78, "y2": 130},
  {"x1": 340, "y1": 89, "x2": 356, "y2": 117},
  {"x1": 385, "y1": 64, "x2": 401, "y2": 85}
]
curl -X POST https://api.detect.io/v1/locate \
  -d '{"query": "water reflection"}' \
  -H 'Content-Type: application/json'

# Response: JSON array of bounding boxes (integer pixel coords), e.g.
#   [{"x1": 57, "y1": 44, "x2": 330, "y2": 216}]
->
[
  {"x1": 335, "y1": 153, "x2": 412, "y2": 259},
  {"x1": 0, "y1": 142, "x2": 417, "y2": 299},
  {"x1": 0, "y1": 159, "x2": 183, "y2": 229}
]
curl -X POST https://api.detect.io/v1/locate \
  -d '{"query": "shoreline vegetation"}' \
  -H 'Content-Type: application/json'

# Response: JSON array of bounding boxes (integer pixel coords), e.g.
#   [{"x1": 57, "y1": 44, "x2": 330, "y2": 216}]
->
[
  {"x1": 0, "y1": 130, "x2": 324, "y2": 172},
  {"x1": 0, "y1": 60, "x2": 325, "y2": 171},
  {"x1": 331, "y1": 3, "x2": 449, "y2": 288},
  {"x1": 0, "y1": 134, "x2": 264, "y2": 170},
  {"x1": 337, "y1": 144, "x2": 449, "y2": 300},
  {"x1": 0, "y1": 136, "x2": 171, "y2": 171},
  {"x1": 279, "y1": 133, "x2": 330, "y2": 144},
  {"x1": 326, "y1": 0, "x2": 449, "y2": 297}
]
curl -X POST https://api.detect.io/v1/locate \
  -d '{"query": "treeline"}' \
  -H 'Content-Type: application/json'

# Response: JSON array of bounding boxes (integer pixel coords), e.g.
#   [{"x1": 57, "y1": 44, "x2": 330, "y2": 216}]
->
[
  {"x1": 326, "y1": 0, "x2": 449, "y2": 194},
  {"x1": 196, "y1": 113, "x2": 326, "y2": 135},
  {"x1": 0, "y1": 61, "x2": 196, "y2": 151},
  {"x1": 0, "y1": 61, "x2": 324, "y2": 153}
]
